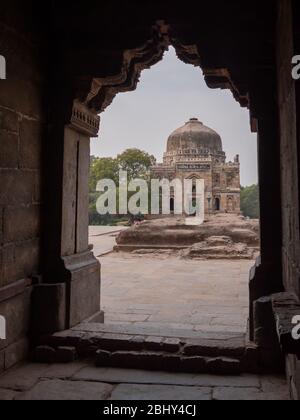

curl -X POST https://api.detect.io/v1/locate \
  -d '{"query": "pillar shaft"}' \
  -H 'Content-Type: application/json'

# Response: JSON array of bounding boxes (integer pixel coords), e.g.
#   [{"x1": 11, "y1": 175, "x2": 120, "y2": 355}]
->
[
  {"x1": 249, "y1": 74, "x2": 284, "y2": 339},
  {"x1": 32, "y1": 88, "x2": 103, "y2": 335}
]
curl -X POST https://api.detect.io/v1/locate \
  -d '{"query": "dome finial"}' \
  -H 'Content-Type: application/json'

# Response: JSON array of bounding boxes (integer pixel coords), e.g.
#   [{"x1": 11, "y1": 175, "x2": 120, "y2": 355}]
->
[{"x1": 188, "y1": 117, "x2": 203, "y2": 125}]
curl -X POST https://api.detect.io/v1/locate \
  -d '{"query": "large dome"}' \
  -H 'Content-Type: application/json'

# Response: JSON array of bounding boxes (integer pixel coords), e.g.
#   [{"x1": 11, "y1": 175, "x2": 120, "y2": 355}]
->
[{"x1": 167, "y1": 118, "x2": 223, "y2": 154}]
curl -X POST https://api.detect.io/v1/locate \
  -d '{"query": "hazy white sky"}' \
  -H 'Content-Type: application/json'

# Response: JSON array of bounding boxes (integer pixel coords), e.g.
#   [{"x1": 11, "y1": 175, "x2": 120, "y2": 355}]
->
[{"x1": 91, "y1": 47, "x2": 258, "y2": 186}]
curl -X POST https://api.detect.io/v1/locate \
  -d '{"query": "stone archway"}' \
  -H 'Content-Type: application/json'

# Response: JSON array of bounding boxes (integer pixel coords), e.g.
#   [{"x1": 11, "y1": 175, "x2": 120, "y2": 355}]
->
[
  {"x1": 170, "y1": 197, "x2": 175, "y2": 213},
  {"x1": 215, "y1": 197, "x2": 221, "y2": 211},
  {"x1": 38, "y1": 11, "x2": 283, "y2": 345}
]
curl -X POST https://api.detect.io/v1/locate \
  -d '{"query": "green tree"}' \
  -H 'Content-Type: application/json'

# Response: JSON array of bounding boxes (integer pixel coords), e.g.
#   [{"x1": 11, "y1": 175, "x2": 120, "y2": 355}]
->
[
  {"x1": 89, "y1": 148, "x2": 156, "y2": 226},
  {"x1": 240, "y1": 184, "x2": 260, "y2": 219},
  {"x1": 117, "y1": 148, "x2": 156, "y2": 181},
  {"x1": 89, "y1": 157, "x2": 119, "y2": 192}
]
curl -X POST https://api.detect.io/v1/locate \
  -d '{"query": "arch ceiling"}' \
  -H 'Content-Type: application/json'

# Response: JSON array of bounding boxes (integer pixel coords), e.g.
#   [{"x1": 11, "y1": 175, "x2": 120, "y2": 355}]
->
[{"x1": 47, "y1": 0, "x2": 276, "y2": 131}]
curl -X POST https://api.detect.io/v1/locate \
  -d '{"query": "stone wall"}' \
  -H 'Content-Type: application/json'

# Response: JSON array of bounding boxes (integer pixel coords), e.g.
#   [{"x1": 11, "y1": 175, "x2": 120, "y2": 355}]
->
[
  {"x1": 277, "y1": 0, "x2": 300, "y2": 298},
  {"x1": 0, "y1": 3, "x2": 44, "y2": 371},
  {"x1": 277, "y1": 0, "x2": 300, "y2": 399}
]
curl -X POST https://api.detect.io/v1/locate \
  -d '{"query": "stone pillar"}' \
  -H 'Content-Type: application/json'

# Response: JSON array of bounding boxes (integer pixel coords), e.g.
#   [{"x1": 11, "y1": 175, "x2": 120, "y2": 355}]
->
[
  {"x1": 248, "y1": 75, "x2": 284, "y2": 340},
  {"x1": 293, "y1": 0, "x2": 300, "y2": 299},
  {"x1": 32, "y1": 93, "x2": 104, "y2": 336}
]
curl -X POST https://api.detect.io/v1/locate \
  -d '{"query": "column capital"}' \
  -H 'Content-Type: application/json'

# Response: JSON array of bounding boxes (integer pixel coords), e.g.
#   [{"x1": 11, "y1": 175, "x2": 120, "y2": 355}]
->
[{"x1": 70, "y1": 100, "x2": 100, "y2": 137}]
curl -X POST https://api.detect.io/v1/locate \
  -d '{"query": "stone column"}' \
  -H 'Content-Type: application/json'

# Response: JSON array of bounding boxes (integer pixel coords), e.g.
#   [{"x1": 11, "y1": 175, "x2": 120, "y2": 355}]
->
[
  {"x1": 32, "y1": 94, "x2": 104, "y2": 336},
  {"x1": 248, "y1": 74, "x2": 284, "y2": 340},
  {"x1": 293, "y1": 0, "x2": 300, "y2": 299}
]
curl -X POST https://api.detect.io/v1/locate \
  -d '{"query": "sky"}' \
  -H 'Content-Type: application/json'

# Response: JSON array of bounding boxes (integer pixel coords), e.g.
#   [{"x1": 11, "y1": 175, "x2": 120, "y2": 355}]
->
[{"x1": 91, "y1": 47, "x2": 258, "y2": 186}]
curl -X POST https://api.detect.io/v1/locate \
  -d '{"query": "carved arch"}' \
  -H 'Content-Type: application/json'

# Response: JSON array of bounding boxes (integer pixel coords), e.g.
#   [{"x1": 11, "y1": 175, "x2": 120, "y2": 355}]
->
[{"x1": 74, "y1": 20, "x2": 251, "y2": 136}]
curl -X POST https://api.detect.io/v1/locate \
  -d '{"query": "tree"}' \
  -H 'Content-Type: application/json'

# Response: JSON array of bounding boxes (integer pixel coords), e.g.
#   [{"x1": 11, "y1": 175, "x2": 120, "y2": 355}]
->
[
  {"x1": 89, "y1": 157, "x2": 119, "y2": 192},
  {"x1": 240, "y1": 184, "x2": 260, "y2": 219},
  {"x1": 89, "y1": 148, "x2": 156, "y2": 226},
  {"x1": 117, "y1": 148, "x2": 156, "y2": 181}
]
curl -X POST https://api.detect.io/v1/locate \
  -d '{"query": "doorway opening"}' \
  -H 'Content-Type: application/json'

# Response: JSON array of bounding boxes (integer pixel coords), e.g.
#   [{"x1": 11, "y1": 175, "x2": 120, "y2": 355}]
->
[{"x1": 89, "y1": 47, "x2": 260, "y2": 339}]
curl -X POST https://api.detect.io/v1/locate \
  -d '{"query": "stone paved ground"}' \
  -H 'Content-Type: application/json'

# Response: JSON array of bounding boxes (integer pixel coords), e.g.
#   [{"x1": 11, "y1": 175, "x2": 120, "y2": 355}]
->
[
  {"x1": 0, "y1": 234, "x2": 287, "y2": 401},
  {"x1": 101, "y1": 253, "x2": 252, "y2": 334},
  {"x1": 89, "y1": 226, "x2": 128, "y2": 257},
  {"x1": 0, "y1": 363, "x2": 289, "y2": 400}
]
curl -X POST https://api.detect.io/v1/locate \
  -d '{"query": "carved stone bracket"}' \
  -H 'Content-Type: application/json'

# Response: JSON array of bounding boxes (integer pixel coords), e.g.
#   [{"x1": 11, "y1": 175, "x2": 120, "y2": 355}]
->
[{"x1": 70, "y1": 99, "x2": 100, "y2": 137}]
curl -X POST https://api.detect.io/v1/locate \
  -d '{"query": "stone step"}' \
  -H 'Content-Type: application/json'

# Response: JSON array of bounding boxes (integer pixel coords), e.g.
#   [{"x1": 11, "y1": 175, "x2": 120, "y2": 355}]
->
[
  {"x1": 70, "y1": 321, "x2": 246, "y2": 340},
  {"x1": 95, "y1": 349, "x2": 242, "y2": 375},
  {"x1": 34, "y1": 323, "x2": 263, "y2": 375}
]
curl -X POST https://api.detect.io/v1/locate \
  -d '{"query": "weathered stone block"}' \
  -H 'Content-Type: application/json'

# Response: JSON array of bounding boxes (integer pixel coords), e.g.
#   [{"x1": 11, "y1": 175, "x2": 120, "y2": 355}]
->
[
  {"x1": 0, "y1": 288, "x2": 32, "y2": 351},
  {"x1": 3, "y1": 205, "x2": 40, "y2": 243},
  {"x1": 183, "y1": 338, "x2": 245, "y2": 358},
  {"x1": 0, "y1": 350, "x2": 4, "y2": 373},
  {"x1": 271, "y1": 292, "x2": 300, "y2": 356},
  {"x1": 95, "y1": 350, "x2": 112, "y2": 367},
  {"x1": 254, "y1": 296, "x2": 281, "y2": 351},
  {"x1": 96, "y1": 333, "x2": 133, "y2": 351},
  {"x1": 63, "y1": 252, "x2": 101, "y2": 328},
  {"x1": 19, "y1": 119, "x2": 42, "y2": 169},
  {"x1": 180, "y1": 356, "x2": 207, "y2": 373},
  {"x1": 0, "y1": 363, "x2": 50, "y2": 391},
  {"x1": 129, "y1": 335, "x2": 145, "y2": 350},
  {"x1": 2, "y1": 239, "x2": 40, "y2": 286},
  {"x1": 162, "y1": 338, "x2": 181, "y2": 353},
  {"x1": 0, "y1": 78, "x2": 43, "y2": 119},
  {"x1": 4, "y1": 338, "x2": 29, "y2": 370},
  {"x1": 32, "y1": 171, "x2": 41, "y2": 204},
  {"x1": 56, "y1": 346, "x2": 77, "y2": 363},
  {"x1": 111, "y1": 351, "x2": 163, "y2": 371},
  {"x1": 16, "y1": 379, "x2": 113, "y2": 401},
  {"x1": 0, "y1": 108, "x2": 19, "y2": 133},
  {"x1": 78, "y1": 336, "x2": 102, "y2": 357},
  {"x1": 31, "y1": 283, "x2": 66, "y2": 336},
  {"x1": 0, "y1": 131, "x2": 19, "y2": 168},
  {"x1": 242, "y1": 343, "x2": 260, "y2": 374},
  {"x1": 110, "y1": 383, "x2": 212, "y2": 401},
  {"x1": 162, "y1": 354, "x2": 181, "y2": 371},
  {"x1": 144, "y1": 336, "x2": 164, "y2": 351},
  {"x1": 34, "y1": 346, "x2": 56, "y2": 363},
  {"x1": 206, "y1": 357, "x2": 241, "y2": 375},
  {"x1": 0, "y1": 245, "x2": 14, "y2": 288},
  {"x1": 41, "y1": 331, "x2": 82, "y2": 350},
  {"x1": 0, "y1": 169, "x2": 35, "y2": 206}
]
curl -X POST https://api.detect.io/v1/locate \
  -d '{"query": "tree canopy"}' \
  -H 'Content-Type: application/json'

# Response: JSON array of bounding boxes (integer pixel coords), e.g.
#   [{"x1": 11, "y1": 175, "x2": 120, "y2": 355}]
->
[
  {"x1": 117, "y1": 148, "x2": 156, "y2": 181},
  {"x1": 89, "y1": 156, "x2": 119, "y2": 191},
  {"x1": 240, "y1": 184, "x2": 260, "y2": 219},
  {"x1": 89, "y1": 149, "x2": 156, "y2": 225}
]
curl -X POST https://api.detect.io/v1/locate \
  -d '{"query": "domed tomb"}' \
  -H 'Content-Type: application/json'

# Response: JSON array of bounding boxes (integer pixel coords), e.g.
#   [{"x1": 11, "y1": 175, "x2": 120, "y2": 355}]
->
[
  {"x1": 151, "y1": 118, "x2": 241, "y2": 216},
  {"x1": 167, "y1": 118, "x2": 223, "y2": 155}
]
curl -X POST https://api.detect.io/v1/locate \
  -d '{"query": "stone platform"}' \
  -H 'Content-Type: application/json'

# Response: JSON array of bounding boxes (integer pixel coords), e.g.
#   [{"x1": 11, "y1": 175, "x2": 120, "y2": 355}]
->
[{"x1": 115, "y1": 214, "x2": 260, "y2": 259}]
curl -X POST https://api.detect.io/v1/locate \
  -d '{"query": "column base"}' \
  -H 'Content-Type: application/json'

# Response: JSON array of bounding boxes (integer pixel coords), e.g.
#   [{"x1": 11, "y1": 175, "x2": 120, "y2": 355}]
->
[
  {"x1": 249, "y1": 255, "x2": 283, "y2": 340},
  {"x1": 63, "y1": 250, "x2": 101, "y2": 328},
  {"x1": 32, "y1": 250, "x2": 102, "y2": 336}
]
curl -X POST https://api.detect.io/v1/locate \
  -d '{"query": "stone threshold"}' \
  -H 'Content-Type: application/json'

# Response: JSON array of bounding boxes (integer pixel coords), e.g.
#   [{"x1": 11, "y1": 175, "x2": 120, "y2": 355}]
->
[{"x1": 33, "y1": 322, "x2": 281, "y2": 376}]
